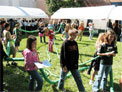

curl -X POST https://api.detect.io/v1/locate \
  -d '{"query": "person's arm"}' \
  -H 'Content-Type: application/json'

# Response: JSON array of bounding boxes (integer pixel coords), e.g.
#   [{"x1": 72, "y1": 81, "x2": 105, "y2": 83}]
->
[
  {"x1": 61, "y1": 32, "x2": 65, "y2": 40},
  {"x1": 97, "y1": 44, "x2": 115, "y2": 57},
  {"x1": 60, "y1": 41, "x2": 68, "y2": 72},
  {"x1": 6, "y1": 31, "x2": 15, "y2": 41}
]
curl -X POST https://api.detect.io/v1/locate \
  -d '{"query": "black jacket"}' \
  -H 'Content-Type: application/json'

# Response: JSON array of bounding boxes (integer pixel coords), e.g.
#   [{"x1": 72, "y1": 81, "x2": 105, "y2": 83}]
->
[{"x1": 60, "y1": 40, "x2": 79, "y2": 70}]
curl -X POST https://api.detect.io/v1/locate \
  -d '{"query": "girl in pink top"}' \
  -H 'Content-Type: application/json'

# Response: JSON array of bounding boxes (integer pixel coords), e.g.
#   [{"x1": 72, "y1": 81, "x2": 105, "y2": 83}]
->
[{"x1": 22, "y1": 35, "x2": 43, "y2": 91}]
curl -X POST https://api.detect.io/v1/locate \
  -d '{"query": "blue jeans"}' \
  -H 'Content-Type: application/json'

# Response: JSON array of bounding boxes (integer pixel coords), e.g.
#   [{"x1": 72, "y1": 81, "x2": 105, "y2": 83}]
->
[
  {"x1": 28, "y1": 70, "x2": 43, "y2": 91},
  {"x1": 89, "y1": 30, "x2": 94, "y2": 40},
  {"x1": 40, "y1": 34, "x2": 46, "y2": 43},
  {"x1": 57, "y1": 69, "x2": 86, "y2": 91},
  {"x1": 92, "y1": 64, "x2": 112, "y2": 92}
]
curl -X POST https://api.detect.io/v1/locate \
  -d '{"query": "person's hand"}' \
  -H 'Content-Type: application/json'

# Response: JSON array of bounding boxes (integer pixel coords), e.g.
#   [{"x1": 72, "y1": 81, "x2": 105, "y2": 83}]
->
[
  {"x1": 12, "y1": 35, "x2": 16, "y2": 39},
  {"x1": 63, "y1": 66, "x2": 67, "y2": 72}
]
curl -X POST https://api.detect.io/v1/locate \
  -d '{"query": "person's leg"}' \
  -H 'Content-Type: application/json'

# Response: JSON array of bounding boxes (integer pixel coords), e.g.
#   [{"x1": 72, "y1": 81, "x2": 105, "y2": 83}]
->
[
  {"x1": 80, "y1": 31, "x2": 83, "y2": 41},
  {"x1": 51, "y1": 41, "x2": 53, "y2": 52},
  {"x1": 57, "y1": 69, "x2": 68, "y2": 90},
  {"x1": 101, "y1": 65, "x2": 112, "y2": 91},
  {"x1": 48, "y1": 40, "x2": 51, "y2": 52},
  {"x1": 11, "y1": 46, "x2": 17, "y2": 66},
  {"x1": 92, "y1": 64, "x2": 106, "y2": 92},
  {"x1": 28, "y1": 71, "x2": 36, "y2": 91},
  {"x1": 34, "y1": 71, "x2": 43, "y2": 91},
  {"x1": 40, "y1": 36, "x2": 42, "y2": 43},
  {"x1": 71, "y1": 69, "x2": 86, "y2": 92},
  {"x1": 43, "y1": 34, "x2": 46, "y2": 43},
  {"x1": 89, "y1": 30, "x2": 92, "y2": 40}
]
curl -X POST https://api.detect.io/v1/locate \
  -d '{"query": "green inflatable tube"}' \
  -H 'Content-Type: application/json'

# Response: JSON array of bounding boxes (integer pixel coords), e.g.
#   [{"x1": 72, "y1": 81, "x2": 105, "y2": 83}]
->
[
  {"x1": 78, "y1": 56, "x2": 100, "y2": 66},
  {"x1": 5, "y1": 57, "x2": 24, "y2": 61},
  {"x1": 40, "y1": 66, "x2": 89, "y2": 84}
]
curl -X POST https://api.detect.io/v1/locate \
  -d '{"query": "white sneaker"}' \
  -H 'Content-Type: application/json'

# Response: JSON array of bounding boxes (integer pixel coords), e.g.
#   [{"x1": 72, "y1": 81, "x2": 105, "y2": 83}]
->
[{"x1": 89, "y1": 80, "x2": 94, "y2": 85}]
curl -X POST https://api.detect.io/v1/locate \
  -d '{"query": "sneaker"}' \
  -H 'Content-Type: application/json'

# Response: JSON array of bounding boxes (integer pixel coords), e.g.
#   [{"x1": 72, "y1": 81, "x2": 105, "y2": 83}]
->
[
  {"x1": 57, "y1": 87, "x2": 66, "y2": 92},
  {"x1": 11, "y1": 62, "x2": 17, "y2": 66},
  {"x1": 89, "y1": 80, "x2": 94, "y2": 85}
]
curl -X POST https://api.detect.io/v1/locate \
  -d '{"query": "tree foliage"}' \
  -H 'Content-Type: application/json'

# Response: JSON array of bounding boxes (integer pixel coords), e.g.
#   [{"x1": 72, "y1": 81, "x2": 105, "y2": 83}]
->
[{"x1": 46, "y1": 0, "x2": 85, "y2": 15}]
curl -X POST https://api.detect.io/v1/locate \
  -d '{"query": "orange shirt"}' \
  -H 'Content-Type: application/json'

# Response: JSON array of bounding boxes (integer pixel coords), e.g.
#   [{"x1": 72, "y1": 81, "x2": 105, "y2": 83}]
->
[{"x1": 78, "y1": 26, "x2": 84, "y2": 31}]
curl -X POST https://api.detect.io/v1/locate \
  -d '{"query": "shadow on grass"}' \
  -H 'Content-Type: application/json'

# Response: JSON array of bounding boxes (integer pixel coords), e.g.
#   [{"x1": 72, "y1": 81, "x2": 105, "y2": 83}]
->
[
  {"x1": 52, "y1": 84, "x2": 74, "y2": 92},
  {"x1": 52, "y1": 51, "x2": 60, "y2": 55},
  {"x1": 17, "y1": 66, "x2": 25, "y2": 72},
  {"x1": 79, "y1": 53, "x2": 93, "y2": 58},
  {"x1": 108, "y1": 82, "x2": 121, "y2": 92}
]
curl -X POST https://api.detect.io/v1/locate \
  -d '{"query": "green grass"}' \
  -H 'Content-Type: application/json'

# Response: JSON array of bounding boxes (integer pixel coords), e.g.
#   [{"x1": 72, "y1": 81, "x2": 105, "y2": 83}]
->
[{"x1": 3, "y1": 33, "x2": 122, "y2": 92}]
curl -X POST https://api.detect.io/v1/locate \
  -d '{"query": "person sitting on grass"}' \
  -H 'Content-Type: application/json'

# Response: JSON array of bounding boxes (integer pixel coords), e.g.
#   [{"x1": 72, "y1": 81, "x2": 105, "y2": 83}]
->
[
  {"x1": 22, "y1": 35, "x2": 43, "y2": 91},
  {"x1": 57, "y1": 29, "x2": 86, "y2": 92},
  {"x1": 3, "y1": 23, "x2": 17, "y2": 66}
]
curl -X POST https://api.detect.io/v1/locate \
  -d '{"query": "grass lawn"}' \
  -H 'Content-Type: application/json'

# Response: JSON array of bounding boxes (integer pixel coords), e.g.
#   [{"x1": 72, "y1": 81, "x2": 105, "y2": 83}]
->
[{"x1": 3, "y1": 33, "x2": 122, "y2": 92}]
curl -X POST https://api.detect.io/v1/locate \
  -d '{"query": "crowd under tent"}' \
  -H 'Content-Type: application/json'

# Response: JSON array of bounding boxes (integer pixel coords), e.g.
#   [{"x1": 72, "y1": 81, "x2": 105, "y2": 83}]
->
[{"x1": 51, "y1": 5, "x2": 122, "y2": 30}]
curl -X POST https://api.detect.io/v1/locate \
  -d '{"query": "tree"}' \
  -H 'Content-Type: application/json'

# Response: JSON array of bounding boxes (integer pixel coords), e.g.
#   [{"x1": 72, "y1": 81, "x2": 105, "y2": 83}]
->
[{"x1": 46, "y1": 0, "x2": 85, "y2": 15}]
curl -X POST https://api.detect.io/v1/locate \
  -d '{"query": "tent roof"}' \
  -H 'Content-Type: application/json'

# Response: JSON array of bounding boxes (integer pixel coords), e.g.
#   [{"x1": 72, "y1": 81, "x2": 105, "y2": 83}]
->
[
  {"x1": 109, "y1": 6, "x2": 122, "y2": 20},
  {"x1": 0, "y1": 6, "x2": 48, "y2": 18},
  {"x1": 51, "y1": 5, "x2": 115, "y2": 20}
]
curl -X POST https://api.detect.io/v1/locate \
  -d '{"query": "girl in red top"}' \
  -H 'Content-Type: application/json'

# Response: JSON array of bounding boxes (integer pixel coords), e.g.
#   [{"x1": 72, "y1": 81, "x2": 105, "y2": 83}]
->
[{"x1": 44, "y1": 27, "x2": 55, "y2": 52}]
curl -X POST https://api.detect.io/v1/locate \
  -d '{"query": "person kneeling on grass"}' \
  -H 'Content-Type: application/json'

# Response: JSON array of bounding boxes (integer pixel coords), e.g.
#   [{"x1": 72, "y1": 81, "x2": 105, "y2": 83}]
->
[
  {"x1": 57, "y1": 29, "x2": 86, "y2": 92},
  {"x1": 22, "y1": 35, "x2": 43, "y2": 91}
]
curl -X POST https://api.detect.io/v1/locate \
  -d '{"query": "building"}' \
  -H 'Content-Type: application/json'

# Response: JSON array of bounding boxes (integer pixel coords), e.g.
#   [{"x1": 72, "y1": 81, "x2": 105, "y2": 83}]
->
[
  {"x1": 0, "y1": 0, "x2": 48, "y2": 14},
  {"x1": 110, "y1": 0, "x2": 122, "y2": 6}
]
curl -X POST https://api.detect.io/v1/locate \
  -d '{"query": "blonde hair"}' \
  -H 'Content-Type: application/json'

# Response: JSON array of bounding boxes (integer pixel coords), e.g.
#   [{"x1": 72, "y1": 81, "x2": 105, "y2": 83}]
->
[
  {"x1": 79, "y1": 21, "x2": 84, "y2": 26},
  {"x1": 96, "y1": 33, "x2": 106, "y2": 46},
  {"x1": 104, "y1": 30, "x2": 117, "y2": 44},
  {"x1": 64, "y1": 24, "x2": 69, "y2": 33},
  {"x1": 68, "y1": 29, "x2": 78, "y2": 36}
]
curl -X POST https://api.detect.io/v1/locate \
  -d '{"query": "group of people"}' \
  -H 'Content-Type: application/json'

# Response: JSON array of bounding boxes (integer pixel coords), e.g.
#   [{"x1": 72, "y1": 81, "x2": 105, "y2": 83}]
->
[
  {"x1": 22, "y1": 28, "x2": 118, "y2": 92},
  {"x1": 0, "y1": 18, "x2": 120, "y2": 92}
]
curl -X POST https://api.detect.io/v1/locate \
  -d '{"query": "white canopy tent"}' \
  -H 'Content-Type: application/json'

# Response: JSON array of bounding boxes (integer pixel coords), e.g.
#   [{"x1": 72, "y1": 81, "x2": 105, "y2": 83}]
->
[
  {"x1": 51, "y1": 5, "x2": 115, "y2": 20},
  {"x1": 0, "y1": 6, "x2": 48, "y2": 18},
  {"x1": 109, "y1": 6, "x2": 122, "y2": 20}
]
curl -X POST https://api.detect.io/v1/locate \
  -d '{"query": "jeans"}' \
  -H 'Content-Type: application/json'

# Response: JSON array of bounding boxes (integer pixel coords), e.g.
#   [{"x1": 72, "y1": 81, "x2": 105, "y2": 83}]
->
[
  {"x1": 40, "y1": 34, "x2": 46, "y2": 43},
  {"x1": 57, "y1": 69, "x2": 86, "y2": 91},
  {"x1": 28, "y1": 70, "x2": 43, "y2": 91},
  {"x1": 89, "y1": 30, "x2": 94, "y2": 40},
  {"x1": 92, "y1": 64, "x2": 112, "y2": 92}
]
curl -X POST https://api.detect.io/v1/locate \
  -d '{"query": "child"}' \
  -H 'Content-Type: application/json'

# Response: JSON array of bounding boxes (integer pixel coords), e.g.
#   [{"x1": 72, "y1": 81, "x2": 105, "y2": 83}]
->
[
  {"x1": 77, "y1": 21, "x2": 84, "y2": 41},
  {"x1": 89, "y1": 21, "x2": 94, "y2": 40},
  {"x1": 44, "y1": 27, "x2": 55, "y2": 52},
  {"x1": 92, "y1": 30, "x2": 118, "y2": 92},
  {"x1": 3, "y1": 23, "x2": 17, "y2": 66},
  {"x1": 61, "y1": 23, "x2": 69, "y2": 40},
  {"x1": 38, "y1": 22, "x2": 46, "y2": 43},
  {"x1": 57, "y1": 29, "x2": 86, "y2": 92},
  {"x1": 13, "y1": 23, "x2": 22, "y2": 51},
  {"x1": 22, "y1": 35, "x2": 43, "y2": 91},
  {"x1": 88, "y1": 33, "x2": 106, "y2": 85}
]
